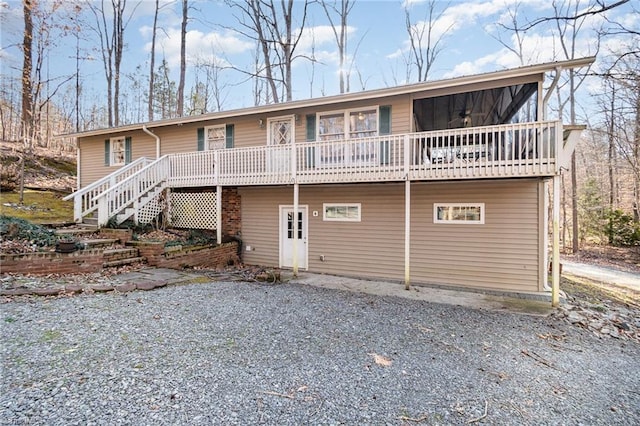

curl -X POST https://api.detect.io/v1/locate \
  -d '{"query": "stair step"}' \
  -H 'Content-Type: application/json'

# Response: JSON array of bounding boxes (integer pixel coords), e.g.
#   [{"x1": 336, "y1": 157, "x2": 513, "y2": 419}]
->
[
  {"x1": 81, "y1": 238, "x2": 118, "y2": 249},
  {"x1": 82, "y1": 218, "x2": 99, "y2": 226},
  {"x1": 102, "y1": 257, "x2": 146, "y2": 268},
  {"x1": 55, "y1": 228, "x2": 97, "y2": 236},
  {"x1": 103, "y1": 248, "x2": 140, "y2": 261}
]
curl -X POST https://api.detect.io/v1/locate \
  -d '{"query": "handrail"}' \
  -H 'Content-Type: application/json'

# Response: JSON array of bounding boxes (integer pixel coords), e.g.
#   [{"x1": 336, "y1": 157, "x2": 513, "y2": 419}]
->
[
  {"x1": 92, "y1": 155, "x2": 169, "y2": 202},
  {"x1": 94, "y1": 155, "x2": 170, "y2": 226},
  {"x1": 64, "y1": 156, "x2": 154, "y2": 222},
  {"x1": 63, "y1": 156, "x2": 152, "y2": 201}
]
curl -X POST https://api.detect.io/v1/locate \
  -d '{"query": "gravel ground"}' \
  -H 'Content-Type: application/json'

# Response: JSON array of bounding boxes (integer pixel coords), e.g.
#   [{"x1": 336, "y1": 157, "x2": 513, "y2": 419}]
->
[{"x1": 1, "y1": 281, "x2": 638, "y2": 425}]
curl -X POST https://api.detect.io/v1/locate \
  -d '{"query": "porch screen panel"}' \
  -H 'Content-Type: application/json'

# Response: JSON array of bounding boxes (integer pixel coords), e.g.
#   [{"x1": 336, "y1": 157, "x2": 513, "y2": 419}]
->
[{"x1": 170, "y1": 192, "x2": 218, "y2": 230}]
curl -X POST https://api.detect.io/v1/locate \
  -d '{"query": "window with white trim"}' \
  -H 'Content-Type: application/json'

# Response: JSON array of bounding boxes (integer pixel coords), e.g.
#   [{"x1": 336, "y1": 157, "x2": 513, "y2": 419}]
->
[
  {"x1": 205, "y1": 125, "x2": 226, "y2": 150},
  {"x1": 434, "y1": 203, "x2": 485, "y2": 224},
  {"x1": 317, "y1": 108, "x2": 377, "y2": 141},
  {"x1": 110, "y1": 136, "x2": 126, "y2": 166},
  {"x1": 317, "y1": 108, "x2": 378, "y2": 167},
  {"x1": 323, "y1": 203, "x2": 361, "y2": 222}
]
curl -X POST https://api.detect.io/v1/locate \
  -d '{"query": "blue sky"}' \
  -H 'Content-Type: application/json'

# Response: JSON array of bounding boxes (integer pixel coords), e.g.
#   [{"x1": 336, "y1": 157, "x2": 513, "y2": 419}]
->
[{"x1": 0, "y1": 0, "x2": 637, "y2": 119}]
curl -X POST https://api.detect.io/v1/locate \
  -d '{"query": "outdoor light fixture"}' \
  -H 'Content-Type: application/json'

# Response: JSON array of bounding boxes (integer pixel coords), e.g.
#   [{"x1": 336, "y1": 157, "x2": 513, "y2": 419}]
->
[{"x1": 258, "y1": 119, "x2": 265, "y2": 128}]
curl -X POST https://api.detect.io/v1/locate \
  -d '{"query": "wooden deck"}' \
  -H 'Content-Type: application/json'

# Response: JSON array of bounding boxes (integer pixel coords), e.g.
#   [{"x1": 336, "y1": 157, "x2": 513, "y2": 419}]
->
[
  {"x1": 67, "y1": 121, "x2": 562, "y2": 224},
  {"x1": 169, "y1": 121, "x2": 561, "y2": 187}
]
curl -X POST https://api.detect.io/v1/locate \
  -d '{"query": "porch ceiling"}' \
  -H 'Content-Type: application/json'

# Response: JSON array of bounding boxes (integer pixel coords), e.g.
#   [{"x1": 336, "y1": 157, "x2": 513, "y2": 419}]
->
[{"x1": 413, "y1": 82, "x2": 538, "y2": 131}]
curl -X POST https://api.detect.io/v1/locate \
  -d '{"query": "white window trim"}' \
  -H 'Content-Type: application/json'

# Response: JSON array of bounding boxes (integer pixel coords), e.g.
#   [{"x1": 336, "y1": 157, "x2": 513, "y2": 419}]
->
[
  {"x1": 316, "y1": 106, "x2": 379, "y2": 141},
  {"x1": 110, "y1": 136, "x2": 126, "y2": 166},
  {"x1": 267, "y1": 115, "x2": 295, "y2": 146},
  {"x1": 323, "y1": 203, "x2": 362, "y2": 222},
  {"x1": 434, "y1": 203, "x2": 485, "y2": 224},
  {"x1": 204, "y1": 124, "x2": 226, "y2": 151}
]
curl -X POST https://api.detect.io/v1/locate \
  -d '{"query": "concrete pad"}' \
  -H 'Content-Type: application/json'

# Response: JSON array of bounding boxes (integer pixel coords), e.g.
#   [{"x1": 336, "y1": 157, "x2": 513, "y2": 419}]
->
[{"x1": 290, "y1": 272, "x2": 554, "y2": 316}]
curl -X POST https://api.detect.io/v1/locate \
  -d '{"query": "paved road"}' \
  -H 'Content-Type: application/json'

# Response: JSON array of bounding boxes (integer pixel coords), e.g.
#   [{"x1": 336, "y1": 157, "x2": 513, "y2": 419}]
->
[{"x1": 562, "y1": 260, "x2": 640, "y2": 291}]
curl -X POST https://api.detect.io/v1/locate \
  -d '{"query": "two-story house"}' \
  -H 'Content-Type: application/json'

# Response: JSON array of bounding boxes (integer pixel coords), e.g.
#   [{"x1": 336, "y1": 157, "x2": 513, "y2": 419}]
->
[{"x1": 65, "y1": 57, "x2": 594, "y2": 305}]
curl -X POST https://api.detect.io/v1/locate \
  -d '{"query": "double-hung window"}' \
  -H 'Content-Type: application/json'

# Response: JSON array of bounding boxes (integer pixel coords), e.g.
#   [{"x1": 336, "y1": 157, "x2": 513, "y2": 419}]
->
[
  {"x1": 104, "y1": 136, "x2": 131, "y2": 167},
  {"x1": 317, "y1": 108, "x2": 378, "y2": 167},
  {"x1": 111, "y1": 137, "x2": 126, "y2": 166},
  {"x1": 206, "y1": 125, "x2": 226, "y2": 150}
]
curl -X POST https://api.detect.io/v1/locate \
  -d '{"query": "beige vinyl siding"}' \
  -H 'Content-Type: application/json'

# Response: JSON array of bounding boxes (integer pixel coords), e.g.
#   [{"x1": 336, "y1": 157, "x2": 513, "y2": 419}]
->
[
  {"x1": 239, "y1": 184, "x2": 405, "y2": 280},
  {"x1": 78, "y1": 95, "x2": 413, "y2": 187},
  {"x1": 239, "y1": 179, "x2": 541, "y2": 293},
  {"x1": 78, "y1": 130, "x2": 155, "y2": 187},
  {"x1": 410, "y1": 180, "x2": 540, "y2": 292}
]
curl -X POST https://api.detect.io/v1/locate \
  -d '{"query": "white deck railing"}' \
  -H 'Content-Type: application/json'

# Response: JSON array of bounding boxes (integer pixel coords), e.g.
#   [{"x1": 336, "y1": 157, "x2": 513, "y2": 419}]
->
[
  {"x1": 165, "y1": 120, "x2": 560, "y2": 187},
  {"x1": 63, "y1": 157, "x2": 154, "y2": 222}
]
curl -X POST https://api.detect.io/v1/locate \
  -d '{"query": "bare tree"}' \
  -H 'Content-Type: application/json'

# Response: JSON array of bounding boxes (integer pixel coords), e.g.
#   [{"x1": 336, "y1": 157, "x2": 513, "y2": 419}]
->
[
  {"x1": 148, "y1": 0, "x2": 160, "y2": 122},
  {"x1": 88, "y1": 0, "x2": 139, "y2": 127},
  {"x1": 320, "y1": 0, "x2": 355, "y2": 93},
  {"x1": 19, "y1": 0, "x2": 34, "y2": 204},
  {"x1": 176, "y1": 0, "x2": 188, "y2": 117},
  {"x1": 228, "y1": 0, "x2": 310, "y2": 103},
  {"x1": 404, "y1": 0, "x2": 452, "y2": 82},
  {"x1": 551, "y1": 0, "x2": 602, "y2": 253}
]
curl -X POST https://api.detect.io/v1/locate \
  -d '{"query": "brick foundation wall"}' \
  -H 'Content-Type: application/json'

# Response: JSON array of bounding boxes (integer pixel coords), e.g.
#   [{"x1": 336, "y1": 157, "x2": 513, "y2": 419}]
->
[
  {"x1": 0, "y1": 249, "x2": 105, "y2": 275},
  {"x1": 222, "y1": 187, "x2": 241, "y2": 238},
  {"x1": 129, "y1": 241, "x2": 239, "y2": 270}
]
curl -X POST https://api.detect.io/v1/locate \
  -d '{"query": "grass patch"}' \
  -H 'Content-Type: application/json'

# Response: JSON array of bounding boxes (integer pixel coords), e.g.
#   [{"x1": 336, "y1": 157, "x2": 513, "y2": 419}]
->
[
  {"x1": 561, "y1": 274, "x2": 640, "y2": 308},
  {"x1": 0, "y1": 189, "x2": 73, "y2": 224}
]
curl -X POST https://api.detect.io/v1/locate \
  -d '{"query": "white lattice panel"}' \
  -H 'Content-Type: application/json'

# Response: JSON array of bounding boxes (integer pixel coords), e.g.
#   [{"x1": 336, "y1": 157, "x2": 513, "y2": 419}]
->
[
  {"x1": 170, "y1": 192, "x2": 218, "y2": 230},
  {"x1": 138, "y1": 191, "x2": 166, "y2": 225}
]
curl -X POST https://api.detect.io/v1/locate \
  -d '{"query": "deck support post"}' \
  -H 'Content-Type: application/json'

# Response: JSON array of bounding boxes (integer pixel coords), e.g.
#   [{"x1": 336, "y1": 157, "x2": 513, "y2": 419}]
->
[
  {"x1": 404, "y1": 179, "x2": 411, "y2": 290},
  {"x1": 292, "y1": 182, "x2": 299, "y2": 277},
  {"x1": 552, "y1": 175, "x2": 560, "y2": 307},
  {"x1": 216, "y1": 185, "x2": 222, "y2": 245}
]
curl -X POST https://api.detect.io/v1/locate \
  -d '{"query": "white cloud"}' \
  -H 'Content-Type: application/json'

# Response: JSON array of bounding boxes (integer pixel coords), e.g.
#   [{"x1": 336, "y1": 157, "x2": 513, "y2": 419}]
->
[{"x1": 142, "y1": 27, "x2": 254, "y2": 71}]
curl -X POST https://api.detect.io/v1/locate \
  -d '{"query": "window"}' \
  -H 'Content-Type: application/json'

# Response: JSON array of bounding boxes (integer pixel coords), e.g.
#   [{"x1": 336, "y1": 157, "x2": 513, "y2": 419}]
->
[
  {"x1": 317, "y1": 108, "x2": 379, "y2": 167},
  {"x1": 205, "y1": 125, "x2": 226, "y2": 150},
  {"x1": 105, "y1": 136, "x2": 131, "y2": 166},
  {"x1": 434, "y1": 203, "x2": 484, "y2": 224},
  {"x1": 318, "y1": 108, "x2": 377, "y2": 141},
  {"x1": 323, "y1": 203, "x2": 361, "y2": 222}
]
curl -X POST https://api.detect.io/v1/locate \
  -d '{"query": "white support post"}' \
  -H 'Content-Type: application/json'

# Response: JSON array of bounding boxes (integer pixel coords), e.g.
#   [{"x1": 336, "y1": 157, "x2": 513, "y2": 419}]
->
[
  {"x1": 292, "y1": 182, "x2": 299, "y2": 277},
  {"x1": 552, "y1": 175, "x2": 560, "y2": 307},
  {"x1": 405, "y1": 179, "x2": 411, "y2": 290},
  {"x1": 216, "y1": 185, "x2": 222, "y2": 245},
  {"x1": 97, "y1": 196, "x2": 108, "y2": 227}
]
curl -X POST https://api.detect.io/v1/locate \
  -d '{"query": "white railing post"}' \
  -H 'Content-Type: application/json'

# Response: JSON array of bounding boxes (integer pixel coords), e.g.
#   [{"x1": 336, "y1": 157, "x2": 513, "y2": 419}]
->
[
  {"x1": 73, "y1": 195, "x2": 82, "y2": 223},
  {"x1": 403, "y1": 134, "x2": 410, "y2": 178},
  {"x1": 97, "y1": 196, "x2": 108, "y2": 227},
  {"x1": 214, "y1": 150, "x2": 220, "y2": 185},
  {"x1": 291, "y1": 140, "x2": 297, "y2": 182}
]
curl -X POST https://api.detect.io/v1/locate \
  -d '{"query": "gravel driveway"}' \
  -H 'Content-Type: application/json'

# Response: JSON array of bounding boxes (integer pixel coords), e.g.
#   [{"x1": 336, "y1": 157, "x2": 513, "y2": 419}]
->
[{"x1": 1, "y1": 281, "x2": 638, "y2": 425}]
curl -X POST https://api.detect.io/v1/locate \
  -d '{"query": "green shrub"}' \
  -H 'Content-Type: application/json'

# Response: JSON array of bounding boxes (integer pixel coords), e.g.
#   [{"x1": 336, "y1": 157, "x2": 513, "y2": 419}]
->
[
  {"x1": 0, "y1": 215, "x2": 58, "y2": 247},
  {"x1": 604, "y1": 209, "x2": 640, "y2": 246}
]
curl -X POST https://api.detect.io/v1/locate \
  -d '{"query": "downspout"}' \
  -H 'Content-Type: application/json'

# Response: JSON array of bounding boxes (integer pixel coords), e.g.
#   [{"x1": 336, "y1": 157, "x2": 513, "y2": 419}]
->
[{"x1": 142, "y1": 125, "x2": 161, "y2": 159}]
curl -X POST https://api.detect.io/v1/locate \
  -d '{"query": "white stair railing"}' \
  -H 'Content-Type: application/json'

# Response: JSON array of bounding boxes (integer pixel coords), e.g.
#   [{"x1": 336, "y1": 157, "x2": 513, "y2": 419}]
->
[
  {"x1": 93, "y1": 156, "x2": 170, "y2": 226},
  {"x1": 63, "y1": 157, "x2": 154, "y2": 223}
]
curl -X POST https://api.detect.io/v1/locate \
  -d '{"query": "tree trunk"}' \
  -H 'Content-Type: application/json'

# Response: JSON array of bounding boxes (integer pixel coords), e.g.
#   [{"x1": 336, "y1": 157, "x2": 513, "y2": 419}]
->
[
  {"x1": 148, "y1": 0, "x2": 159, "y2": 122},
  {"x1": 177, "y1": 0, "x2": 187, "y2": 116},
  {"x1": 19, "y1": 0, "x2": 34, "y2": 205}
]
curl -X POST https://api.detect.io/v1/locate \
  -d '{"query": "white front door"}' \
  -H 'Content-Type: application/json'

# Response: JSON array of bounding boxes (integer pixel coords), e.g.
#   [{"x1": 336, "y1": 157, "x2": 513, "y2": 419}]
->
[
  {"x1": 279, "y1": 205, "x2": 308, "y2": 269},
  {"x1": 268, "y1": 116, "x2": 295, "y2": 173}
]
